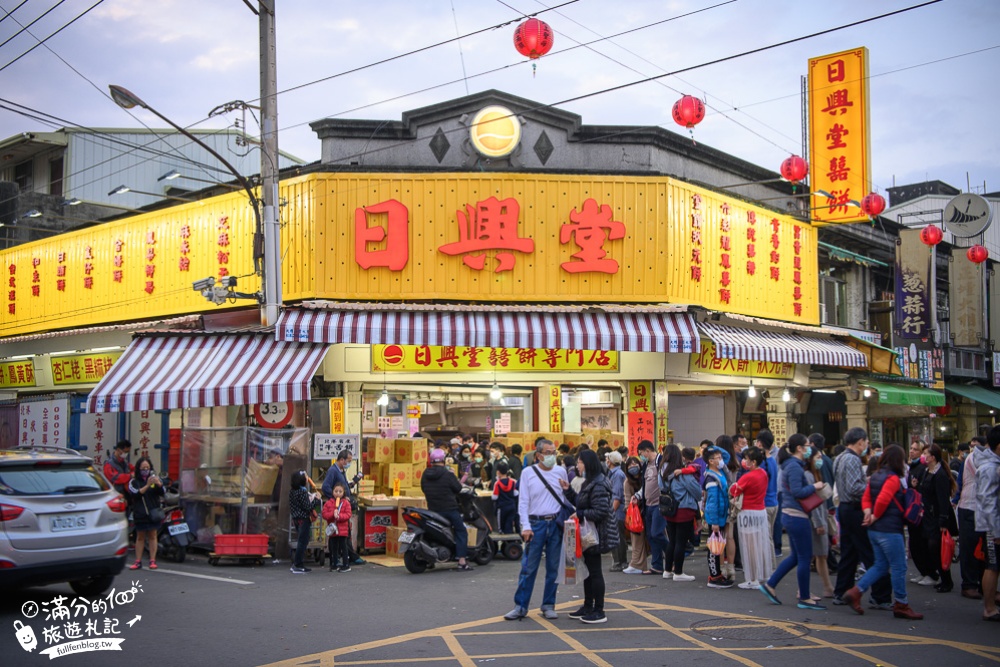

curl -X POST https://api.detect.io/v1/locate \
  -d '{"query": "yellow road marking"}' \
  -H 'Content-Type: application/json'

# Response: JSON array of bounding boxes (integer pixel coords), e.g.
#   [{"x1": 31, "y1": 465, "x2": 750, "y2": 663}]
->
[
  {"x1": 439, "y1": 630, "x2": 478, "y2": 667},
  {"x1": 618, "y1": 600, "x2": 764, "y2": 667},
  {"x1": 533, "y1": 615, "x2": 615, "y2": 667}
]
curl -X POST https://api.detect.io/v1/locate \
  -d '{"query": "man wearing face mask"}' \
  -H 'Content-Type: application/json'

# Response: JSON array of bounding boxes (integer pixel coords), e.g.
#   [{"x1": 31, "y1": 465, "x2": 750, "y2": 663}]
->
[
  {"x1": 832, "y1": 427, "x2": 892, "y2": 609},
  {"x1": 637, "y1": 440, "x2": 669, "y2": 575},
  {"x1": 505, "y1": 439, "x2": 571, "y2": 621}
]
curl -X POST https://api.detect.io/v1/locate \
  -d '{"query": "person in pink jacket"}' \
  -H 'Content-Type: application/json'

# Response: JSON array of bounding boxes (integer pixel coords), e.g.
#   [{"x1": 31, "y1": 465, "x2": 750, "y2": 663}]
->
[{"x1": 323, "y1": 484, "x2": 353, "y2": 572}]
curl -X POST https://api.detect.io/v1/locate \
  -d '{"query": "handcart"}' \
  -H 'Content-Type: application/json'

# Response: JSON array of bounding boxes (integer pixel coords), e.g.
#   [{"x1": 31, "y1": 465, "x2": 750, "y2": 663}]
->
[
  {"x1": 288, "y1": 516, "x2": 328, "y2": 566},
  {"x1": 208, "y1": 534, "x2": 271, "y2": 566}
]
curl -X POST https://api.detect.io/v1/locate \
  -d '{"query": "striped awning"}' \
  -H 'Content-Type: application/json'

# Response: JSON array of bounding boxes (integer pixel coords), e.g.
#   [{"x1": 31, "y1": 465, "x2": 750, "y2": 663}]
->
[
  {"x1": 277, "y1": 308, "x2": 699, "y2": 354},
  {"x1": 87, "y1": 333, "x2": 328, "y2": 413},
  {"x1": 698, "y1": 321, "x2": 867, "y2": 367}
]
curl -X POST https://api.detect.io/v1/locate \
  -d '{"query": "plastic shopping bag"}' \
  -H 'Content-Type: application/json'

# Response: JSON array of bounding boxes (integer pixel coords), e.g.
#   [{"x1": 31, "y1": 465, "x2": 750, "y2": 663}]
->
[
  {"x1": 941, "y1": 531, "x2": 956, "y2": 571},
  {"x1": 625, "y1": 498, "x2": 644, "y2": 533},
  {"x1": 707, "y1": 529, "x2": 726, "y2": 556}
]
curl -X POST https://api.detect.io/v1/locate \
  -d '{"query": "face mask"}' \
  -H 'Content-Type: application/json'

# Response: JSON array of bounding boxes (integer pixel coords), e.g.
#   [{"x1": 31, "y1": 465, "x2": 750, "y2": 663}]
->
[
  {"x1": 639, "y1": 454, "x2": 648, "y2": 463},
  {"x1": 919, "y1": 455, "x2": 927, "y2": 465},
  {"x1": 542, "y1": 454, "x2": 557, "y2": 468},
  {"x1": 462, "y1": 452, "x2": 470, "y2": 459},
  {"x1": 628, "y1": 466, "x2": 640, "y2": 476},
  {"x1": 474, "y1": 457, "x2": 483, "y2": 464},
  {"x1": 806, "y1": 447, "x2": 814, "y2": 459},
  {"x1": 741, "y1": 459, "x2": 750, "y2": 470},
  {"x1": 815, "y1": 459, "x2": 824, "y2": 469},
  {"x1": 140, "y1": 469, "x2": 150, "y2": 479},
  {"x1": 862, "y1": 447, "x2": 870, "y2": 457}
]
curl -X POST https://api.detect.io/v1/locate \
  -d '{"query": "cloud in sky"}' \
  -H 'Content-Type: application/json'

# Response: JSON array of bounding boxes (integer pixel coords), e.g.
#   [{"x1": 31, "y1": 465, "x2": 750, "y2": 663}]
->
[{"x1": 1, "y1": 0, "x2": 997, "y2": 195}]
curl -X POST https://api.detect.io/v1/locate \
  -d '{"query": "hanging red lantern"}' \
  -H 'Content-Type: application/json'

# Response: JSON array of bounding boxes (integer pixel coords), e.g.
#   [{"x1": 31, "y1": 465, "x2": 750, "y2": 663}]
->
[
  {"x1": 780, "y1": 155, "x2": 809, "y2": 183},
  {"x1": 967, "y1": 244, "x2": 989, "y2": 264},
  {"x1": 672, "y1": 95, "x2": 705, "y2": 129},
  {"x1": 920, "y1": 225, "x2": 943, "y2": 246},
  {"x1": 860, "y1": 192, "x2": 886, "y2": 217},
  {"x1": 514, "y1": 18, "x2": 553, "y2": 76}
]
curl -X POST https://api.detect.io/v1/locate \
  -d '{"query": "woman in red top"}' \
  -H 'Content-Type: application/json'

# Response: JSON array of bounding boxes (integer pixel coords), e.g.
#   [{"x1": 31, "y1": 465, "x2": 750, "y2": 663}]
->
[
  {"x1": 843, "y1": 445, "x2": 923, "y2": 620},
  {"x1": 731, "y1": 446, "x2": 773, "y2": 589}
]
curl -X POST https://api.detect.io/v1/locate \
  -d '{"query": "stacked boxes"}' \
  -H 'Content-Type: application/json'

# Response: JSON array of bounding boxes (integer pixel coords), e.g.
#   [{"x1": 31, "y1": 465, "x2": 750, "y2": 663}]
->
[
  {"x1": 365, "y1": 437, "x2": 429, "y2": 495},
  {"x1": 385, "y1": 526, "x2": 405, "y2": 558}
]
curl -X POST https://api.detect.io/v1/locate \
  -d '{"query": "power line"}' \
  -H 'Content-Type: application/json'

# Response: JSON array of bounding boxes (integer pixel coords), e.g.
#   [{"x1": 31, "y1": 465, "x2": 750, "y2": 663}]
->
[
  {"x1": 0, "y1": 0, "x2": 69, "y2": 50},
  {"x1": 0, "y1": 0, "x2": 105, "y2": 74},
  {"x1": 0, "y1": 0, "x2": 30, "y2": 26}
]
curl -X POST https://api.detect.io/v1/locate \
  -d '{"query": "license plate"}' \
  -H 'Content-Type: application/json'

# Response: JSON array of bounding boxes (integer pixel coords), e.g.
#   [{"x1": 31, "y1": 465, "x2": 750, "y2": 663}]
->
[
  {"x1": 168, "y1": 522, "x2": 190, "y2": 536},
  {"x1": 51, "y1": 515, "x2": 86, "y2": 532},
  {"x1": 399, "y1": 532, "x2": 415, "y2": 544}
]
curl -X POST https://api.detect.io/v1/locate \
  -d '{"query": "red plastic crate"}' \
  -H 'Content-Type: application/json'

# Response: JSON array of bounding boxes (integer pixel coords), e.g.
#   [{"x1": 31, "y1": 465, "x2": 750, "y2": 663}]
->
[{"x1": 214, "y1": 534, "x2": 269, "y2": 555}]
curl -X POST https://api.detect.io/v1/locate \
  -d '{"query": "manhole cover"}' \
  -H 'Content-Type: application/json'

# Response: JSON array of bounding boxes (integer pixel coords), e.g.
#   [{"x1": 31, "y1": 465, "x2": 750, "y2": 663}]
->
[{"x1": 690, "y1": 618, "x2": 810, "y2": 641}]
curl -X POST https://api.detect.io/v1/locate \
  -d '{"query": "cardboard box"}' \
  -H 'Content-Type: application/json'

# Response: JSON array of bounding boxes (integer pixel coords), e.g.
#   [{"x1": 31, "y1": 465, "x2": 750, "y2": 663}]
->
[
  {"x1": 563, "y1": 433, "x2": 583, "y2": 448},
  {"x1": 609, "y1": 432, "x2": 625, "y2": 450},
  {"x1": 411, "y1": 462, "x2": 428, "y2": 485},
  {"x1": 394, "y1": 438, "x2": 428, "y2": 465},
  {"x1": 371, "y1": 438, "x2": 395, "y2": 463},
  {"x1": 386, "y1": 463, "x2": 413, "y2": 489},
  {"x1": 396, "y1": 497, "x2": 427, "y2": 525},
  {"x1": 385, "y1": 526, "x2": 405, "y2": 558},
  {"x1": 357, "y1": 480, "x2": 376, "y2": 496},
  {"x1": 400, "y1": 486, "x2": 424, "y2": 498}
]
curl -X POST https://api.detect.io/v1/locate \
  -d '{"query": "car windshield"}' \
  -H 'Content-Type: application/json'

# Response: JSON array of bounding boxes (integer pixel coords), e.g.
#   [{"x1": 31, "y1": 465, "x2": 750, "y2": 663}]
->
[{"x1": 0, "y1": 465, "x2": 110, "y2": 496}]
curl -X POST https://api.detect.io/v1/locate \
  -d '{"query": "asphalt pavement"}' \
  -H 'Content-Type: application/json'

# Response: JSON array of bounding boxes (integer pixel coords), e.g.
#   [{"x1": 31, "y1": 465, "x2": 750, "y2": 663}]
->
[{"x1": 1, "y1": 547, "x2": 998, "y2": 667}]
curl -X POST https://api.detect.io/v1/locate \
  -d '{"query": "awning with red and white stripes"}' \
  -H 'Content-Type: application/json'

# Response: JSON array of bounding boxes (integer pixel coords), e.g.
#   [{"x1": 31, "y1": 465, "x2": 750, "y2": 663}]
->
[
  {"x1": 698, "y1": 321, "x2": 867, "y2": 367},
  {"x1": 87, "y1": 333, "x2": 328, "y2": 413},
  {"x1": 277, "y1": 308, "x2": 699, "y2": 354}
]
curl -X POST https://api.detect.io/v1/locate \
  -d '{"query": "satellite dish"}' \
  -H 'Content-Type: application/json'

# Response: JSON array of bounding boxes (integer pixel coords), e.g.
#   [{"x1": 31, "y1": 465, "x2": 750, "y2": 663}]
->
[{"x1": 942, "y1": 193, "x2": 992, "y2": 237}]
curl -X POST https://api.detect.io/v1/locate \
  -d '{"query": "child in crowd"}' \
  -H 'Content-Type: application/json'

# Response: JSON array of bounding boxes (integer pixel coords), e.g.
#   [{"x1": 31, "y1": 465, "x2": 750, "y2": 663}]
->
[
  {"x1": 491, "y1": 462, "x2": 519, "y2": 534},
  {"x1": 703, "y1": 447, "x2": 734, "y2": 588},
  {"x1": 323, "y1": 483, "x2": 353, "y2": 572}
]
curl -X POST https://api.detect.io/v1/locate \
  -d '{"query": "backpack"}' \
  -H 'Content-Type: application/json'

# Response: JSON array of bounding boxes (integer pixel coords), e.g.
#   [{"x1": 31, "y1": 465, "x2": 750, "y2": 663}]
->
[
  {"x1": 892, "y1": 487, "x2": 924, "y2": 526},
  {"x1": 658, "y1": 468, "x2": 679, "y2": 517}
]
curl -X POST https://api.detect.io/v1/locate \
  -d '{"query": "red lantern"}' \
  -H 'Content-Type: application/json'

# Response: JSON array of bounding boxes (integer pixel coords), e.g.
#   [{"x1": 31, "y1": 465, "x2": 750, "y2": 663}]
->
[
  {"x1": 860, "y1": 192, "x2": 886, "y2": 217},
  {"x1": 780, "y1": 155, "x2": 809, "y2": 183},
  {"x1": 513, "y1": 18, "x2": 554, "y2": 60},
  {"x1": 967, "y1": 244, "x2": 989, "y2": 264},
  {"x1": 672, "y1": 95, "x2": 705, "y2": 129},
  {"x1": 920, "y1": 225, "x2": 943, "y2": 246}
]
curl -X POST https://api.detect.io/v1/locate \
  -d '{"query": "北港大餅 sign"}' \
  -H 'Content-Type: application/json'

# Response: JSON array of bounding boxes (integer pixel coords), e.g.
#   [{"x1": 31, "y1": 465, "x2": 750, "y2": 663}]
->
[
  {"x1": 690, "y1": 339, "x2": 795, "y2": 379},
  {"x1": 0, "y1": 173, "x2": 820, "y2": 337}
]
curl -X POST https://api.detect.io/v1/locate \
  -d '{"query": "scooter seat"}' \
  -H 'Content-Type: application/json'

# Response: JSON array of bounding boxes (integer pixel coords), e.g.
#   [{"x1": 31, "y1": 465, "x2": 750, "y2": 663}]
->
[{"x1": 403, "y1": 506, "x2": 450, "y2": 526}]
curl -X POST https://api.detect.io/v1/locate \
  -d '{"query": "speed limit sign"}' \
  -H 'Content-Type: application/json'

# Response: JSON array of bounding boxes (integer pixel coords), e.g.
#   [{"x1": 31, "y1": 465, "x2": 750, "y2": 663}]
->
[{"x1": 253, "y1": 401, "x2": 294, "y2": 428}]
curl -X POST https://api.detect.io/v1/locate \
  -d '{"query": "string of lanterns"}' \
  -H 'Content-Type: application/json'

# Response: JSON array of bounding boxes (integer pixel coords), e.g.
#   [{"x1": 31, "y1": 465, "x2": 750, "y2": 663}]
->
[{"x1": 918, "y1": 224, "x2": 989, "y2": 264}]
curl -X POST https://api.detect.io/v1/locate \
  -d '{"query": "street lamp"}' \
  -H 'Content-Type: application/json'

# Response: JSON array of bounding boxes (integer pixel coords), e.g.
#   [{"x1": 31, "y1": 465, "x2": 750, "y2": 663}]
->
[
  {"x1": 108, "y1": 184, "x2": 195, "y2": 203},
  {"x1": 108, "y1": 84, "x2": 280, "y2": 325},
  {"x1": 158, "y1": 169, "x2": 239, "y2": 189}
]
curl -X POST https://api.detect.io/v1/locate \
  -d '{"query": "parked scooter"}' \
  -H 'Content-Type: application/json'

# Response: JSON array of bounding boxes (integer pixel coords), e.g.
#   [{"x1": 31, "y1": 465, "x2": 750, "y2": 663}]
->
[
  {"x1": 156, "y1": 478, "x2": 193, "y2": 562},
  {"x1": 399, "y1": 487, "x2": 494, "y2": 574}
]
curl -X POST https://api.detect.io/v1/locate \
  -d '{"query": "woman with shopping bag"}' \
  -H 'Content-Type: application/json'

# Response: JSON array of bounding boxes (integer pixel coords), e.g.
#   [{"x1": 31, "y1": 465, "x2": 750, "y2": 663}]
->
[{"x1": 563, "y1": 449, "x2": 617, "y2": 624}]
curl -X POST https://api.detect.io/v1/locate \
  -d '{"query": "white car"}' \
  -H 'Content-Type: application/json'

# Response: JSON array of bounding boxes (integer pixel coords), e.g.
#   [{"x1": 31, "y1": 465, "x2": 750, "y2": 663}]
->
[{"x1": 0, "y1": 445, "x2": 129, "y2": 595}]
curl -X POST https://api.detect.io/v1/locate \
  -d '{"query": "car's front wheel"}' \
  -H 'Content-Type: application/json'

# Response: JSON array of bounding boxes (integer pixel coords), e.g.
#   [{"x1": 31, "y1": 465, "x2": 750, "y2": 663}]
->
[{"x1": 70, "y1": 575, "x2": 115, "y2": 596}]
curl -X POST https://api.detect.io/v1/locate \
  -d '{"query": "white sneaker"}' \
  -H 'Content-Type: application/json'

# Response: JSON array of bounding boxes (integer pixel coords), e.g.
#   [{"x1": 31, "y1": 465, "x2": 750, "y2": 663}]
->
[
  {"x1": 909, "y1": 575, "x2": 922, "y2": 583},
  {"x1": 622, "y1": 566, "x2": 643, "y2": 575},
  {"x1": 916, "y1": 576, "x2": 938, "y2": 586},
  {"x1": 672, "y1": 573, "x2": 695, "y2": 582},
  {"x1": 738, "y1": 580, "x2": 760, "y2": 590},
  {"x1": 662, "y1": 571, "x2": 674, "y2": 579}
]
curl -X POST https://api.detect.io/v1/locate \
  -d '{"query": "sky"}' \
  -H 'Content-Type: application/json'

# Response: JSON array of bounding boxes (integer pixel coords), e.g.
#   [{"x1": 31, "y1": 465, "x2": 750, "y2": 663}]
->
[{"x1": 1, "y1": 0, "x2": 998, "y2": 199}]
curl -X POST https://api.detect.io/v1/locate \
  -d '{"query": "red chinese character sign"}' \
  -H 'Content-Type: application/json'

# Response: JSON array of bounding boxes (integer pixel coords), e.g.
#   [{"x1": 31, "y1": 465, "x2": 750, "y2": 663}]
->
[
  {"x1": 808, "y1": 47, "x2": 871, "y2": 223},
  {"x1": 439, "y1": 196, "x2": 534, "y2": 272}
]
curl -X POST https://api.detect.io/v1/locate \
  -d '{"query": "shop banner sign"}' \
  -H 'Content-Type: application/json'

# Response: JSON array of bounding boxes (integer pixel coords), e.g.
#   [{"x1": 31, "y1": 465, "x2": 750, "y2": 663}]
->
[
  {"x1": 894, "y1": 230, "x2": 930, "y2": 340},
  {"x1": 808, "y1": 47, "x2": 871, "y2": 224},
  {"x1": 128, "y1": 410, "x2": 163, "y2": 460},
  {"x1": 78, "y1": 412, "x2": 119, "y2": 467},
  {"x1": 690, "y1": 340, "x2": 795, "y2": 379},
  {"x1": 549, "y1": 385, "x2": 562, "y2": 433},
  {"x1": 372, "y1": 344, "x2": 617, "y2": 372},
  {"x1": 894, "y1": 343, "x2": 943, "y2": 388},
  {"x1": 329, "y1": 398, "x2": 345, "y2": 434},
  {"x1": 628, "y1": 412, "x2": 654, "y2": 453},
  {"x1": 314, "y1": 434, "x2": 360, "y2": 460},
  {"x1": 654, "y1": 381, "x2": 669, "y2": 452},
  {"x1": 628, "y1": 382, "x2": 651, "y2": 412},
  {"x1": 949, "y1": 257, "x2": 985, "y2": 347},
  {"x1": 19, "y1": 398, "x2": 69, "y2": 448},
  {"x1": 0, "y1": 360, "x2": 36, "y2": 388},
  {"x1": 994, "y1": 352, "x2": 1000, "y2": 388},
  {"x1": 50, "y1": 351, "x2": 121, "y2": 386}
]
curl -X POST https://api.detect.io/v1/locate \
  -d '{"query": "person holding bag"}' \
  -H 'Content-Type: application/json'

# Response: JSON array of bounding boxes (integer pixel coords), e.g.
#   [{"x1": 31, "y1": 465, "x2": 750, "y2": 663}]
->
[
  {"x1": 127, "y1": 456, "x2": 164, "y2": 571},
  {"x1": 702, "y1": 446, "x2": 733, "y2": 588},
  {"x1": 659, "y1": 444, "x2": 703, "y2": 582},
  {"x1": 758, "y1": 434, "x2": 828, "y2": 610},
  {"x1": 564, "y1": 449, "x2": 618, "y2": 624},
  {"x1": 917, "y1": 444, "x2": 959, "y2": 593},
  {"x1": 731, "y1": 446, "x2": 774, "y2": 589},
  {"x1": 622, "y1": 456, "x2": 649, "y2": 574}
]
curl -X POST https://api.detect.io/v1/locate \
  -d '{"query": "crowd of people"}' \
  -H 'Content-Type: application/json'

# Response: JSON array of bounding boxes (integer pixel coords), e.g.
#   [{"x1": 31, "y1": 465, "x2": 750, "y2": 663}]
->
[{"x1": 489, "y1": 426, "x2": 1000, "y2": 625}]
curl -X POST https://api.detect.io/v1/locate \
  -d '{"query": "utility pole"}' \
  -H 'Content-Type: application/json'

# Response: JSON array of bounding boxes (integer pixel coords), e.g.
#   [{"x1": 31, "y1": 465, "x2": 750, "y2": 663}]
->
[{"x1": 260, "y1": 0, "x2": 281, "y2": 326}]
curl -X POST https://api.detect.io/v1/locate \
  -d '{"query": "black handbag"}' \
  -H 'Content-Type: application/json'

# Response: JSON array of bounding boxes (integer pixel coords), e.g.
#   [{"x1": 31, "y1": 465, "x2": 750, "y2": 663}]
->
[
  {"x1": 532, "y1": 467, "x2": 574, "y2": 523},
  {"x1": 142, "y1": 494, "x2": 164, "y2": 523},
  {"x1": 658, "y1": 474, "x2": 679, "y2": 517}
]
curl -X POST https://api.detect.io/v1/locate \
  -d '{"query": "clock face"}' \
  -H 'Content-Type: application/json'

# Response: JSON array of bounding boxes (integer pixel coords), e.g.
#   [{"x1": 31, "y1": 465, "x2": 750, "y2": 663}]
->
[{"x1": 253, "y1": 401, "x2": 294, "y2": 428}]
